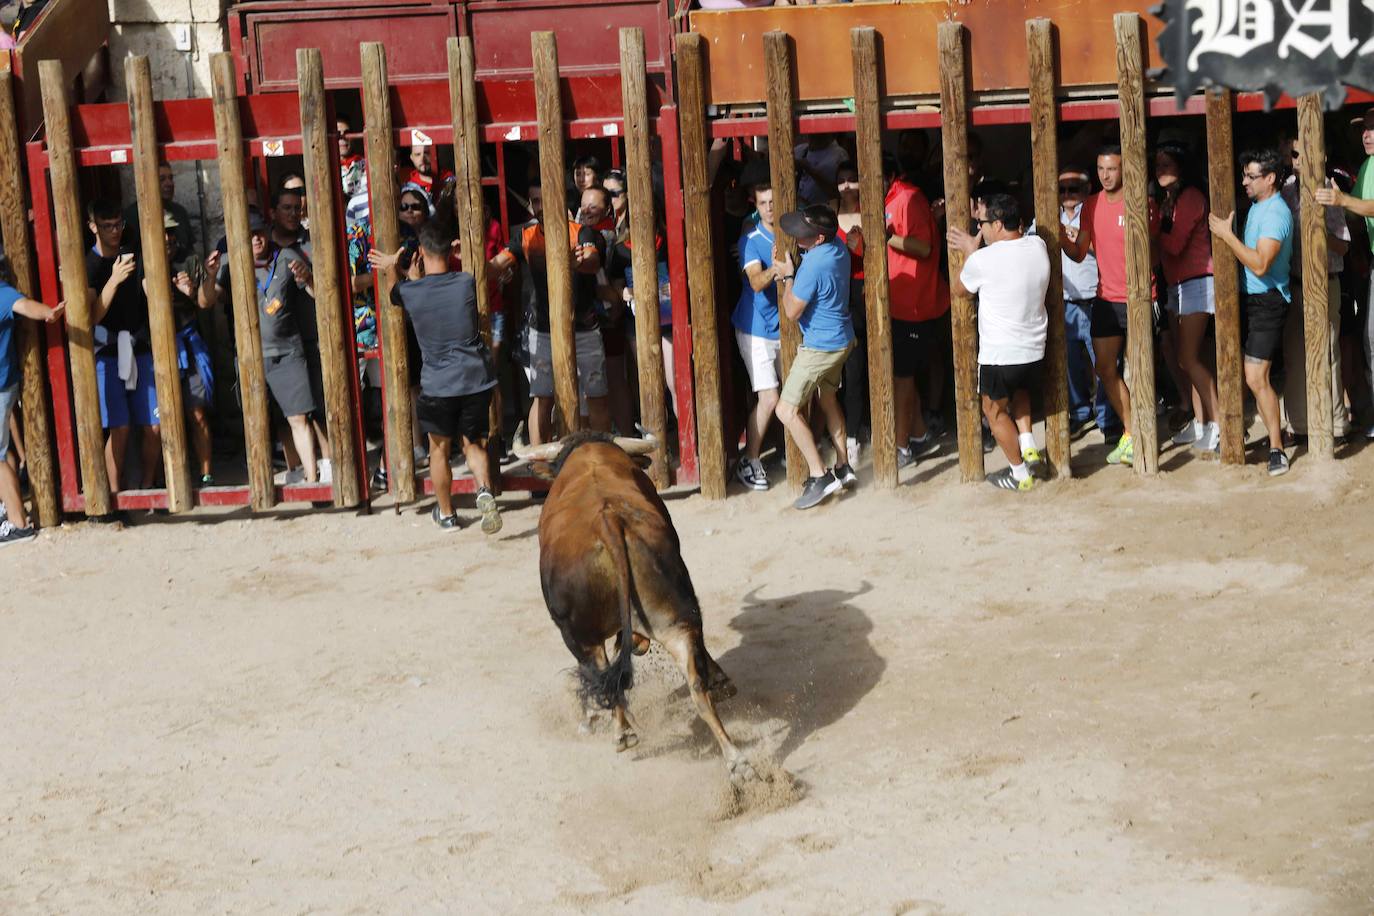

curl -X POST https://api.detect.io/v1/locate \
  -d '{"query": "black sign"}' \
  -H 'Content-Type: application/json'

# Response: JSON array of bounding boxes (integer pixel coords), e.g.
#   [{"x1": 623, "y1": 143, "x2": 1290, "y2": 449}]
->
[{"x1": 1154, "y1": 0, "x2": 1374, "y2": 109}]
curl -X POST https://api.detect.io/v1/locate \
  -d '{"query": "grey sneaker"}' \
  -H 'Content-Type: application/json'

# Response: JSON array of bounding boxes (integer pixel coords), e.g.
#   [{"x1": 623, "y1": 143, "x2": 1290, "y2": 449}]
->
[
  {"x1": 431, "y1": 504, "x2": 462, "y2": 532},
  {"x1": 476, "y1": 487, "x2": 502, "y2": 535},
  {"x1": 0, "y1": 519, "x2": 37, "y2": 548},
  {"x1": 794, "y1": 470, "x2": 841, "y2": 510},
  {"x1": 735, "y1": 456, "x2": 769, "y2": 491},
  {"x1": 833, "y1": 463, "x2": 858, "y2": 488},
  {"x1": 1267, "y1": 449, "x2": 1289, "y2": 477},
  {"x1": 896, "y1": 447, "x2": 915, "y2": 470},
  {"x1": 908, "y1": 432, "x2": 940, "y2": 460}
]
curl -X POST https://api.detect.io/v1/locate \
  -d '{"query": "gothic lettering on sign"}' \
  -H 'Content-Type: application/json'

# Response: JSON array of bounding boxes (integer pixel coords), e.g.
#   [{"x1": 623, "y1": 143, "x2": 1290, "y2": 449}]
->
[{"x1": 1156, "y1": 0, "x2": 1374, "y2": 108}]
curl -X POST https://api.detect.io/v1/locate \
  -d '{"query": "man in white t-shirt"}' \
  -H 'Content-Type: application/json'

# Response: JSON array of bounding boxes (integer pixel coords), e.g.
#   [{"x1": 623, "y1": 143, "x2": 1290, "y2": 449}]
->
[{"x1": 948, "y1": 193, "x2": 1051, "y2": 491}]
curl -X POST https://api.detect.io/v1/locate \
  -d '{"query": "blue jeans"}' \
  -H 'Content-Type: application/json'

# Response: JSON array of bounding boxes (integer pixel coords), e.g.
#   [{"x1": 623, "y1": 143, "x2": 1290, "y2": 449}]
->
[{"x1": 1065, "y1": 299, "x2": 1120, "y2": 432}]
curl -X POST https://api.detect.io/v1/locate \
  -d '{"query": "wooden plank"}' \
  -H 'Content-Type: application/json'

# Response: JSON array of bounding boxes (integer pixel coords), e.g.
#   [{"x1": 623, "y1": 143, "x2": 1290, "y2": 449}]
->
[
  {"x1": 763, "y1": 30, "x2": 806, "y2": 492},
  {"x1": 1297, "y1": 92, "x2": 1334, "y2": 460},
  {"x1": 1026, "y1": 19, "x2": 1071, "y2": 479},
  {"x1": 937, "y1": 22, "x2": 983, "y2": 483},
  {"x1": 619, "y1": 27, "x2": 670, "y2": 489},
  {"x1": 1114, "y1": 12, "x2": 1158, "y2": 475},
  {"x1": 1205, "y1": 88, "x2": 1245, "y2": 466},
  {"x1": 531, "y1": 31, "x2": 581, "y2": 436},
  {"x1": 674, "y1": 32, "x2": 727, "y2": 500},
  {"x1": 0, "y1": 69, "x2": 59, "y2": 527},
  {"x1": 210, "y1": 52, "x2": 275, "y2": 511},
  {"x1": 850, "y1": 26, "x2": 896, "y2": 490},
  {"x1": 297, "y1": 48, "x2": 362, "y2": 508},
  {"x1": 126, "y1": 55, "x2": 193, "y2": 514},
  {"x1": 449, "y1": 37, "x2": 503, "y2": 471},
  {"x1": 38, "y1": 60, "x2": 111, "y2": 517},
  {"x1": 361, "y1": 41, "x2": 417, "y2": 502}
]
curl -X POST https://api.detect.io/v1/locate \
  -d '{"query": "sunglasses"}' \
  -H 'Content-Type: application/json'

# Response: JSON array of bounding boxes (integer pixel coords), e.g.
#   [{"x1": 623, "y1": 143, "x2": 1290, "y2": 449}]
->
[{"x1": 399, "y1": 202, "x2": 427, "y2": 213}]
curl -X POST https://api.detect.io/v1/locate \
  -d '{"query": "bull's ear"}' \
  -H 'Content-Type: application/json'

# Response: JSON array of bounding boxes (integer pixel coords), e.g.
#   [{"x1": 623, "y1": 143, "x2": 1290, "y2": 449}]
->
[{"x1": 630, "y1": 455, "x2": 652, "y2": 471}]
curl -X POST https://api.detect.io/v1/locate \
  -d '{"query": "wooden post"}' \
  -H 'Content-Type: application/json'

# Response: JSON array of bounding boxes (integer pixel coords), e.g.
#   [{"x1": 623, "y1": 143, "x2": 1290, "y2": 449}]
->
[
  {"x1": 674, "y1": 32, "x2": 727, "y2": 500},
  {"x1": 851, "y1": 26, "x2": 896, "y2": 490},
  {"x1": 39, "y1": 60, "x2": 112, "y2": 517},
  {"x1": 126, "y1": 56, "x2": 193, "y2": 513},
  {"x1": 360, "y1": 41, "x2": 417, "y2": 502},
  {"x1": 297, "y1": 48, "x2": 362, "y2": 507},
  {"x1": 1026, "y1": 19, "x2": 1072, "y2": 479},
  {"x1": 1205, "y1": 88, "x2": 1245, "y2": 466},
  {"x1": 531, "y1": 31, "x2": 581, "y2": 435},
  {"x1": 937, "y1": 23, "x2": 983, "y2": 483},
  {"x1": 1114, "y1": 12, "x2": 1158, "y2": 475},
  {"x1": 619, "y1": 28, "x2": 670, "y2": 488},
  {"x1": 211, "y1": 52, "x2": 275, "y2": 510},
  {"x1": 1297, "y1": 92, "x2": 1334, "y2": 460},
  {"x1": 448, "y1": 37, "x2": 503, "y2": 469},
  {"x1": 763, "y1": 30, "x2": 806, "y2": 492},
  {"x1": 0, "y1": 69, "x2": 59, "y2": 527}
]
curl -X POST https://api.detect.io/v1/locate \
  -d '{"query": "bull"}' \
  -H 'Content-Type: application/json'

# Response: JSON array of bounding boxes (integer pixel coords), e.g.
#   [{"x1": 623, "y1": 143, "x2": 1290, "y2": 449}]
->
[{"x1": 520, "y1": 431, "x2": 757, "y2": 784}]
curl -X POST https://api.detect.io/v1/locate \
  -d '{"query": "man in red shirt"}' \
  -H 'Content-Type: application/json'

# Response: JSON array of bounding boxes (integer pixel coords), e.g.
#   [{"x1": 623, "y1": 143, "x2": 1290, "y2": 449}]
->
[
  {"x1": 1062, "y1": 145, "x2": 1160, "y2": 467},
  {"x1": 399, "y1": 143, "x2": 453, "y2": 199},
  {"x1": 885, "y1": 155, "x2": 948, "y2": 467}
]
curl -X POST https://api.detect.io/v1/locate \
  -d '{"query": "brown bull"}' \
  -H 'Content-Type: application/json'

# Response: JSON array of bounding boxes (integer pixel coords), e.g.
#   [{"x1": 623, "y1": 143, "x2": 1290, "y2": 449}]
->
[{"x1": 532, "y1": 431, "x2": 757, "y2": 783}]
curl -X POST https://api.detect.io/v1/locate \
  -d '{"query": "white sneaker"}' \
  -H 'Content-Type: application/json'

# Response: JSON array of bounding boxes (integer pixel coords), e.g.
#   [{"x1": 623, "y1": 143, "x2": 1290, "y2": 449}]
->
[
  {"x1": 1171, "y1": 418, "x2": 1202, "y2": 446},
  {"x1": 281, "y1": 467, "x2": 306, "y2": 485},
  {"x1": 846, "y1": 437, "x2": 860, "y2": 467},
  {"x1": 317, "y1": 458, "x2": 332, "y2": 484},
  {"x1": 1194, "y1": 422, "x2": 1220, "y2": 453}
]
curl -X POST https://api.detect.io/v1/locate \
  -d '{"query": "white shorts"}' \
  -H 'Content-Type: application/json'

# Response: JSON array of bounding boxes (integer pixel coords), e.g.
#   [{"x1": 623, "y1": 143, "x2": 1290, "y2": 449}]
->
[
  {"x1": 735, "y1": 328, "x2": 782, "y2": 392},
  {"x1": 1165, "y1": 275, "x2": 1215, "y2": 316},
  {"x1": 526, "y1": 327, "x2": 609, "y2": 401}
]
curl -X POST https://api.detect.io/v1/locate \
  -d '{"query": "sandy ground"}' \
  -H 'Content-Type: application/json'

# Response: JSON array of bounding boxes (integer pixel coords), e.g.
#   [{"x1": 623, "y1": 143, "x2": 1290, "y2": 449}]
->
[{"x1": 3, "y1": 428, "x2": 1373, "y2": 915}]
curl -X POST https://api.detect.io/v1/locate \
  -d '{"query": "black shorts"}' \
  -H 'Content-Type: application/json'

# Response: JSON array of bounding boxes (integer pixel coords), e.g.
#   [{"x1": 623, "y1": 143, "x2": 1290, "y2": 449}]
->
[
  {"x1": 890, "y1": 316, "x2": 944, "y2": 378},
  {"x1": 1243, "y1": 289, "x2": 1289, "y2": 362},
  {"x1": 417, "y1": 387, "x2": 493, "y2": 443},
  {"x1": 979, "y1": 360, "x2": 1042, "y2": 402},
  {"x1": 1090, "y1": 298, "x2": 1130, "y2": 339},
  {"x1": 263, "y1": 352, "x2": 318, "y2": 418}
]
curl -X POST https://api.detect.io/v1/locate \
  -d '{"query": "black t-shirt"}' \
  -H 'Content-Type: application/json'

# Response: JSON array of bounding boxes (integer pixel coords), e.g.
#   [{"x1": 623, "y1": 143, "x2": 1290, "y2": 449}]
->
[
  {"x1": 216, "y1": 243, "x2": 309, "y2": 357},
  {"x1": 510, "y1": 219, "x2": 603, "y2": 333},
  {"x1": 85, "y1": 247, "x2": 150, "y2": 355},
  {"x1": 392, "y1": 271, "x2": 496, "y2": 398}
]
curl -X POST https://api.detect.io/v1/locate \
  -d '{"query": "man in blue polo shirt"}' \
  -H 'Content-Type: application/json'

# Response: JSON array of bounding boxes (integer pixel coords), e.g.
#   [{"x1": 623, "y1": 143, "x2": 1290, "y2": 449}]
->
[
  {"x1": 772, "y1": 204, "x2": 856, "y2": 510},
  {"x1": 1210, "y1": 147, "x2": 1294, "y2": 477},
  {"x1": 730, "y1": 183, "x2": 782, "y2": 491}
]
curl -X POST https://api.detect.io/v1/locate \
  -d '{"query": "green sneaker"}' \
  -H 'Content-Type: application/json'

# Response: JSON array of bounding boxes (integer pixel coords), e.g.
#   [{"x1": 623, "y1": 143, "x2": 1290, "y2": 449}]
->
[
  {"x1": 1021, "y1": 446, "x2": 1047, "y2": 479},
  {"x1": 988, "y1": 467, "x2": 1036, "y2": 492},
  {"x1": 1106, "y1": 434, "x2": 1134, "y2": 466}
]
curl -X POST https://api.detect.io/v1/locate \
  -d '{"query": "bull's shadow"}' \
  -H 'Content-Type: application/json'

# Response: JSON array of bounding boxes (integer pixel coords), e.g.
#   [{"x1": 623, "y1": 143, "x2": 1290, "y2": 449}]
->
[{"x1": 645, "y1": 583, "x2": 884, "y2": 766}]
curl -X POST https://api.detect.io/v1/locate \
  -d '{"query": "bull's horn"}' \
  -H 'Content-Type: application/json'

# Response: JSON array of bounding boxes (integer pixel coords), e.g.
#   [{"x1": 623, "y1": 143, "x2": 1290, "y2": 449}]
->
[
  {"x1": 613, "y1": 437, "x2": 658, "y2": 456},
  {"x1": 512, "y1": 442, "x2": 564, "y2": 462}
]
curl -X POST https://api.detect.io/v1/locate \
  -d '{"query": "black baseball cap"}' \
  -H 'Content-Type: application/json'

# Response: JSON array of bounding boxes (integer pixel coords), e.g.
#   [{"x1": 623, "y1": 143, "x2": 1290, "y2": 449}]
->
[
  {"x1": 246, "y1": 206, "x2": 268, "y2": 233},
  {"x1": 779, "y1": 204, "x2": 839, "y2": 241}
]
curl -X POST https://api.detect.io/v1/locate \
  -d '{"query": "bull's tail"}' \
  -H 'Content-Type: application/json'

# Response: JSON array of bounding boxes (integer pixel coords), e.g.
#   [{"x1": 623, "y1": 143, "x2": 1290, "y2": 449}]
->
[{"x1": 578, "y1": 510, "x2": 636, "y2": 711}]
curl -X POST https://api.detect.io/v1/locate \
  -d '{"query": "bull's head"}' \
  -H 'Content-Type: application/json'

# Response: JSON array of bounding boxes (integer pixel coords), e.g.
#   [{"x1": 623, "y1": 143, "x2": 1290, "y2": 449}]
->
[{"x1": 514, "y1": 434, "x2": 658, "y2": 480}]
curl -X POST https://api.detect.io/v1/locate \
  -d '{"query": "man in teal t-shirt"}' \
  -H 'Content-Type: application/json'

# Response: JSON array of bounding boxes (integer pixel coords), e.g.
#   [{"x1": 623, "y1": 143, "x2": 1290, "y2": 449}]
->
[{"x1": 1209, "y1": 148, "x2": 1294, "y2": 477}]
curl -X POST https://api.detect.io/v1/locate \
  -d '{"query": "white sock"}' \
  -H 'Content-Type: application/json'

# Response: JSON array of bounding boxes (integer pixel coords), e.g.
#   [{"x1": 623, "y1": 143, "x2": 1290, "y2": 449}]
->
[
  {"x1": 1010, "y1": 462, "x2": 1030, "y2": 482},
  {"x1": 897, "y1": 447, "x2": 912, "y2": 459},
  {"x1": 1018, "y1": 432, "x2": 1036, "y2": 453}
]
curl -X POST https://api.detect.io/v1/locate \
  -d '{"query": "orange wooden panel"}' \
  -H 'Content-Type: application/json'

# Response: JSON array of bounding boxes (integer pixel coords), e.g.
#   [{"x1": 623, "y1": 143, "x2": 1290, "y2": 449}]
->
[{"x1": 690, "y1": 0, "x2": 1159, "y2": 106}]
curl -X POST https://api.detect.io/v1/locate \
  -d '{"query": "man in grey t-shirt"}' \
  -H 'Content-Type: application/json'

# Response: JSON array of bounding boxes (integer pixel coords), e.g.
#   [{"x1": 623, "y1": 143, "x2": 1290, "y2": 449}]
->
[
  {"x1": 382, "y1": 221, "x2": 502, "y2": 535},
  {"x1": 202, "y1": 207, "x2": 329, "y2": 484}
]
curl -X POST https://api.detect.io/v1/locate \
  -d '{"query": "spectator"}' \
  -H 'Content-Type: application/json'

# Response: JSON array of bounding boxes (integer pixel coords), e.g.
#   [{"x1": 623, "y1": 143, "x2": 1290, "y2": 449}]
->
[
  {"x1": 163, "y1": 214, "x2": 217, "y2": 486},
  {"x1": 399, "y1": 143, "x2": 451, "y2": 199},
  {"x1": 948, "y1": 193, "x2": 1050, "y2": 491},
  {"x1": 833, "y1": 160, "x2": 867, "y2": 466},
  {"x1": 794, "y1": 133, "x2": 845, "y2": 206},
  {"x1": 278, "y1": 172, "x2": 308, "y2": 231},
  {"x1": 124, "y1": 162, "x2": 196, "y2": 260},
  {"x1": 1209, "y1": 148, "x2": 1295, "y2": 477},
  {"x1": 202, "y1": 208, "x2": 328, "y2": 483},
  {"x1": 85, "y1": 199, "x2": 161, "y2": 493},
  {"x1": 384, "y1": 220, "x2": 502, "y2": 535},
  {"x1": 509, "y1": 182, "x2": 610, "y2": 443},
  {"x1": 14, "y1": 0, "x2": 46, "y2": 39},
  {"x1": 885, "y1": 152, "x2": 946, "y2": 468},
  {"x1": 1155, "y1": 141, "x2": 1222, "y2": 453},
  {"x1": 0, "y1": 246, "x2": 63, "y2": 546},
  {"x1": 1063, "y1": 144, "x2": 1161, "y2": 467},
  {"x1": 569, "y1": 155, "x2": 602, "y2": 215},
  {"x1": 581, "y1": 184, "x2": 635, "y2": 435},
  {"x1": 1058, "y1": 166, "x2": 1121, "y2": 439},
  {"x1": 1279, "y1": 133, "x2": 1350, "y2": 442},
  {"x1": 772, "y1": 204, "x2": 857, "y2": 510},
  {"x1": 338, "y1": 117, "x2": 366, "y2": 199},
  {"x1": 731, "y1": 183, "x2": 781, "y2": 491}
]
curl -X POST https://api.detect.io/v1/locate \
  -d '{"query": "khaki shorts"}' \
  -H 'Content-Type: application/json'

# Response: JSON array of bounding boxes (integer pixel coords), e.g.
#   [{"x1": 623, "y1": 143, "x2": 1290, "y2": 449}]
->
[{"x1": 780, "y1": 344, "x2": 853, "y2": 407}]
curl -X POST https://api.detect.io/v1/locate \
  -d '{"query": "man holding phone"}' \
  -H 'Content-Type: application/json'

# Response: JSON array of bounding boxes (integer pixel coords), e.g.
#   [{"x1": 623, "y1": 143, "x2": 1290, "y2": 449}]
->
[{"x1": 85, "y1": 198, "x2": 161, "y2": 496}]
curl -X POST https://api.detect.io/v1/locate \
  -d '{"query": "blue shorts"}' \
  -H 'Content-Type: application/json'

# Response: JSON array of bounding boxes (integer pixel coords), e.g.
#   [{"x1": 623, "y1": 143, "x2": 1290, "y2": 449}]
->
[
  {"x1": 96, "y1": 350, "x2": 159, "y2": 429},
  {"x1": 491, "y1": 309, "x2": 506, "y2": 347}
]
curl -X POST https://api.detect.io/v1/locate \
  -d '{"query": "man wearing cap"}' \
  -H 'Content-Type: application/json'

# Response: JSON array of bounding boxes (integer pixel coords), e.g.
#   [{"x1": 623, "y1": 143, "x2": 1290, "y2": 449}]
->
[
  {"x1": 1316, "y1": 108, "x2": 1374, "y2": 438},
  {"x1": 772, "y1": 204, "x2": 857, "y2": 510},
  {"x1": 202, "y1": 207, "x2": 328, "y2": 484}
]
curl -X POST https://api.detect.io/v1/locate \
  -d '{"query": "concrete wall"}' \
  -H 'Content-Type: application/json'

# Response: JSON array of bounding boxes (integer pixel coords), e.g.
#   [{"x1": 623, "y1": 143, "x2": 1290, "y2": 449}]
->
[{"x1": 106, "y1": 0, "x2": 230, "y2": 255}]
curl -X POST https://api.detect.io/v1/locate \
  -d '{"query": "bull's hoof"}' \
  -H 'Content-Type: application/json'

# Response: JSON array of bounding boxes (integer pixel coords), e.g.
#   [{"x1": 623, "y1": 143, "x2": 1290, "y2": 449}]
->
[
  {"x1": 728, "y1": 756, "x2": 760, "y2": 785},
  {"x1": 615, "y1": 731, "x2": 640, "y2": 753}
]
